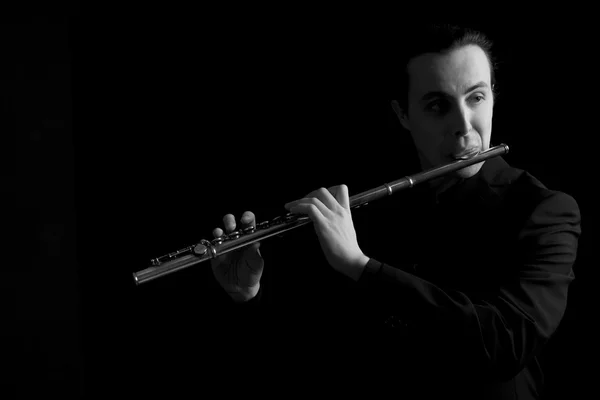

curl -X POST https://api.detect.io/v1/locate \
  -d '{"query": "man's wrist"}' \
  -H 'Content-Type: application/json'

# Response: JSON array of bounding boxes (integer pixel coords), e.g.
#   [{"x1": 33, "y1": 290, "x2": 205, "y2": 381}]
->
[{"x1": 347, "y1": 254, "x2": 370, "y2": 282}]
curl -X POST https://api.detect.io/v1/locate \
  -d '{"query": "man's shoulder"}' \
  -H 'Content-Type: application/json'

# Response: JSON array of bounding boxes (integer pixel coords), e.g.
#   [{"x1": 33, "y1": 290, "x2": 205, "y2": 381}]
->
[{"x1": 484, "y1": 158, "x2": 580, "y2": 226}]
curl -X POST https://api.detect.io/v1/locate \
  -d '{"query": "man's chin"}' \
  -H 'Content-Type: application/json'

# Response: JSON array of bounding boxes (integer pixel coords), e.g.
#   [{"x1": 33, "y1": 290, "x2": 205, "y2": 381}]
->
[{"x1": 452, "y1": 161, "x2": 485, "y2": 179}]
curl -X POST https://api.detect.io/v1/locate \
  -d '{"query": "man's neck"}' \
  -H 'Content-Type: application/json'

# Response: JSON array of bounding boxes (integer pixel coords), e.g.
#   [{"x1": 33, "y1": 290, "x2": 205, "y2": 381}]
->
[
  {"x1": 417, "y1": 154, "x2": 461, "y2": 199},
  {"x1": 428, "y1": 174, "x2": 462, "y2": 199}
]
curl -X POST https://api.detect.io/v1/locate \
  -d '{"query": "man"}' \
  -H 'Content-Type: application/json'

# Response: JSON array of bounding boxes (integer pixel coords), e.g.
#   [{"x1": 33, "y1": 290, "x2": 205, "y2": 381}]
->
[{"x1": 208, "y1": 24, "x2": 580, "y2": 399}]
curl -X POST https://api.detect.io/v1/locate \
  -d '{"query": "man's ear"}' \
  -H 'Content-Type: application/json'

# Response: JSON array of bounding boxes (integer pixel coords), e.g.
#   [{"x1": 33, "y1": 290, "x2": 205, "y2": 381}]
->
[{"x1": 391, "y1": 100, "x2": 410, "y2": 131}]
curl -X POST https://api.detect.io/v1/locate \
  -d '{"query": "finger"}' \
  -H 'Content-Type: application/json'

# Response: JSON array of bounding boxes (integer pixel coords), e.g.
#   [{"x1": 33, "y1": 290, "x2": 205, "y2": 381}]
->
[
  {"x1": 288, "y1": 201, "x2": 327, "y2": 224},
  {"x1": 312, "y1": 187, "x2": 339, "y2": 211},
  {"x1": 223, "y1": 214, "x2": 236, "y2": 233},
  {"x1": 240, "y1": 211, "x2": 256, "y2": 228},
  {"x1": 286, "y1": 196, "x2": 329, "y2": 215},
  {"x1": 212, "y1": 227, "x2": 224, "y2": 238},
  {"x1": 284, "y1": 187, "x2": 337, "y2": 212},
  {"x1": 328, "y1": 184, "x2": 350, "y2": 209}
]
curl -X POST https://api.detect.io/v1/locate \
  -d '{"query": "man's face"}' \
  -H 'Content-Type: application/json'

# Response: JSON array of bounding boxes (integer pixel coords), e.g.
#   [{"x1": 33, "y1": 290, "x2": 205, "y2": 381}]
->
[{"x1": 392, "y1": 44, "x2": 494, "y2": 179}]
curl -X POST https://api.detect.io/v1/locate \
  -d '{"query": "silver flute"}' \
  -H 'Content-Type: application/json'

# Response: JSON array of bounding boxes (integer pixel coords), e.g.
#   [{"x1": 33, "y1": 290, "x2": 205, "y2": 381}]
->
[{"x1": 133, "y1": 143, "x2": 510, "y2": 285}]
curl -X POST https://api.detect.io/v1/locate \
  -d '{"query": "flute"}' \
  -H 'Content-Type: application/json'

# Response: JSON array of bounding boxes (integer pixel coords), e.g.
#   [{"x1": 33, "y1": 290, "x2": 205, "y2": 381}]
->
[{"x1": 133, "y1": 143, "x2": 509, "y2": 285}]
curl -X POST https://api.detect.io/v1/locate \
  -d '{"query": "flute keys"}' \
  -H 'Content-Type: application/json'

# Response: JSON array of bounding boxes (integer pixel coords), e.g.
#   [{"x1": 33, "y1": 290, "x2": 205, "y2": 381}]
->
[
  {"x1": 242, "y1": 226, "x2": 256, "y2": 234},
  {"x1": 284, "y1": 213, "x2": 308, "y2": 223},
  {"x1": 193, "y1": 243, "x2": 208, "y2": 256},
  {"x1": 150, "y1": 244, "x2": 196, "y2": 265},
  {"x1": 193, "y1": 239, "x2": 217, "y2": 258},
  {"x1": 284, "y1": 213, "x2": 296, "y2": 221},
  {"x1": 257, "y1": 221, "x2": 270, "y2": 229}
]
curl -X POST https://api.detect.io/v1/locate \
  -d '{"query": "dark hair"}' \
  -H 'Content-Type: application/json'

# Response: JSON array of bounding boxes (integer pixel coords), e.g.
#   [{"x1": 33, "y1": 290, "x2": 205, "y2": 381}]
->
[{"x1": 391, "y1": 24, "x2": 498, "y2": 112}]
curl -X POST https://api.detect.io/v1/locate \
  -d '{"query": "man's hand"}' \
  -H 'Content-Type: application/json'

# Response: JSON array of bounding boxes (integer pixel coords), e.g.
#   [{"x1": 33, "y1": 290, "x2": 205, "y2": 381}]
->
[
  {"x1": 210, "y1": 211, "x2": 264, "y2": 302},
  {"x1": 284, "y1": 184, "x2": 369, "y2": 281}
]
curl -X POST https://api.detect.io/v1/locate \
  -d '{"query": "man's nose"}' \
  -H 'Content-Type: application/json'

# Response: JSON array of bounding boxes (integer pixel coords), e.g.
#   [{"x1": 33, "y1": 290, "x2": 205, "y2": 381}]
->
[{"x1": 451, "y1": 105, "x2": 472, "y2": 137}]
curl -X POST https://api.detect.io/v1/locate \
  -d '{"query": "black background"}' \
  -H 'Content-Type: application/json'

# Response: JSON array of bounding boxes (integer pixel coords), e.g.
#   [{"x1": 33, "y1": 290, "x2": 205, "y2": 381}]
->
[{"x1": 3, "y1": 12, "x2": 594, "y2": 398}]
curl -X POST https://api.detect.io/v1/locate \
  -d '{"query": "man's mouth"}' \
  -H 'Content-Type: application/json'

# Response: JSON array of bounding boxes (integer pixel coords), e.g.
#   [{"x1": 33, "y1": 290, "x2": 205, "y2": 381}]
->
[{"x1": 452, "y1": 149, "x2": 480, "y2": 160}]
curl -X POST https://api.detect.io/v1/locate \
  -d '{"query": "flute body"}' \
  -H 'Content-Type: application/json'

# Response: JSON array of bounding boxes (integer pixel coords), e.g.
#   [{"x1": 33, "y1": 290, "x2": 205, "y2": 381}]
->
[{"x1": 133, "y1": 143, "x2": 509, "y2": 285}]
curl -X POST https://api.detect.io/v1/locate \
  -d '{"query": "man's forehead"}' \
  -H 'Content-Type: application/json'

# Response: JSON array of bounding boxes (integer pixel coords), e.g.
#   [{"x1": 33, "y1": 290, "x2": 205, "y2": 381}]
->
[{"x1": 407, "y1": 45, "x2": 491, "y2": 95}]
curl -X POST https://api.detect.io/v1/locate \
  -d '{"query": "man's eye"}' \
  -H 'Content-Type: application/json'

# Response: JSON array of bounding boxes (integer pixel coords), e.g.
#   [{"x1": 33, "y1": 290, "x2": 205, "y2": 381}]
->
[
  {"x1": 470, "y1": 94, "x2": 486, "y2": 104},
  {"x1": 425, "y1": 100, "x2": 446, "y2": 113}
]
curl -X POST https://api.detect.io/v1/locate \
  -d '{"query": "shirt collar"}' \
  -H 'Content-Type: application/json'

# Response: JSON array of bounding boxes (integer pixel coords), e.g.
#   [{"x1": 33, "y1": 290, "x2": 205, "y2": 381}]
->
[{"x1": 433, "y1": 155, "x2": 510, "y2": 210}]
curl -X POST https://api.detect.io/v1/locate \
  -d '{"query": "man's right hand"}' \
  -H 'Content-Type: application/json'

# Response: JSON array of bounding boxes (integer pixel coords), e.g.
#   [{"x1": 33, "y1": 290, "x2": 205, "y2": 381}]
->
[{"x1": 210, "y1": 211, "x2": 264, "y2": 303}]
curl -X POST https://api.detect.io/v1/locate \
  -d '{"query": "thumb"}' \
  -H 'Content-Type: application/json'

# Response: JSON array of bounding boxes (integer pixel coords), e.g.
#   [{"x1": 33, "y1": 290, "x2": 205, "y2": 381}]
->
[{"x1": 242, "y1": 242, "x2": 263, "y2": 268}]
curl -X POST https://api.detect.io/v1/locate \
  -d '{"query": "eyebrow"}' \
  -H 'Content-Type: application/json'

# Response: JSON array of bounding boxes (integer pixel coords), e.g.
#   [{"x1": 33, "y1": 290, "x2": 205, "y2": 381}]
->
[{"x1": 420, "y1": 81, "x2": 489, "y2": 102}]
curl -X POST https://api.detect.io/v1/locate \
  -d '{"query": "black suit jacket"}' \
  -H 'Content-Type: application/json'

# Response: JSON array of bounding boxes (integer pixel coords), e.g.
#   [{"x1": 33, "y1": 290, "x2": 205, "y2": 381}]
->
[{"x1": 212, "y1": 156, "x2": 580, "y2": 399}]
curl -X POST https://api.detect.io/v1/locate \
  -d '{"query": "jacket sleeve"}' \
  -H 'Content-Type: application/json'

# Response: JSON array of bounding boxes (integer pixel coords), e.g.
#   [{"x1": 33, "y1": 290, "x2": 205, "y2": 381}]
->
[{"x1": 352, "y1": 191, "x2": 581, "y2": 380}]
